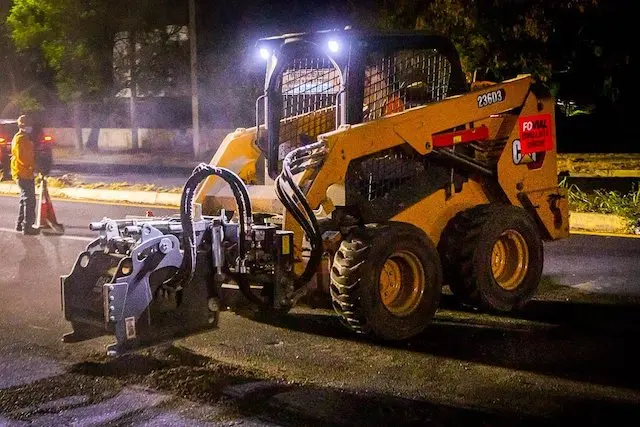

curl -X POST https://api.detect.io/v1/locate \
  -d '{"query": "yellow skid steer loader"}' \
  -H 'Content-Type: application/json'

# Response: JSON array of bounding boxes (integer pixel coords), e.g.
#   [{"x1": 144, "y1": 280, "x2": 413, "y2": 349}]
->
[{"x1": 60, "y1": 29, "x2": 568, "y2": 355}]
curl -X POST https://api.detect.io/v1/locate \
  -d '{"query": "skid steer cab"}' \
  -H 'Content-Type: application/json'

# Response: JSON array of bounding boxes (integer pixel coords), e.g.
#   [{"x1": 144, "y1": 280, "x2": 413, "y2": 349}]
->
[{"x1": 62, "y1": 28, "x2": 569, "y2": 355}]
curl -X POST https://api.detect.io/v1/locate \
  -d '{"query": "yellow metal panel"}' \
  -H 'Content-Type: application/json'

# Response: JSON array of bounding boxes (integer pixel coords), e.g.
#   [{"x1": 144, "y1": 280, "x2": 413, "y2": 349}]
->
[
  {"x1": 392, "y1": 75, "x2": 533, "y2": 150},
  {"x1": 195, "y1": 127, "x2": 263, "y2": 213},
  {"x1": 496, "y1": 91, "x2": 567, "y2": 240},
  {"x1": 283, "y1": 210, "x2": 306, "y2": 275},
  {"x1": 282, "y1": 233, "x2": 291, "y2": 255},
  {"x1": 521, "y1": 187, "x2": 570, "y2": 240},
  {"x1": 390, "y1": 179, "x2": 491, "y2": 245}
]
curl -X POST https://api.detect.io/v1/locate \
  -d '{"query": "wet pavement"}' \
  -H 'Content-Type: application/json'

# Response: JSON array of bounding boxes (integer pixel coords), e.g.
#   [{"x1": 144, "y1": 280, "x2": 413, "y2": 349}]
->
[{"x1": 1, "y1": 195, "x2": 640, "y2": 426}]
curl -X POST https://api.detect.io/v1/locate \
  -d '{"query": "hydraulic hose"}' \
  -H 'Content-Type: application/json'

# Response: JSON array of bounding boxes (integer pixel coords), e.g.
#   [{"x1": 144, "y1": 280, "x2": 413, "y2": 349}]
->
[
  {"x1": 275, "y1": 143, "x2": 325, "y2": 288},
  {"x1": 165, "y1": 163, "x2": 252, "y2": 289}
]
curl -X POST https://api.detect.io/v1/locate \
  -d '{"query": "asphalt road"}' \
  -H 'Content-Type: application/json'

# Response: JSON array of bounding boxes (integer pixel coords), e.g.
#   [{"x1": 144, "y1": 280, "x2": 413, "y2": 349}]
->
[{"x1": 1, "y1": 194, "x2": 640, "y2": 426}]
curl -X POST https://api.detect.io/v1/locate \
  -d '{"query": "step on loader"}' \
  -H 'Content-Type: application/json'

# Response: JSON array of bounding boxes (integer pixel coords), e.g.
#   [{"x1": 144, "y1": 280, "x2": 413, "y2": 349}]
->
[{"x1": 61, "y1": 29, "x2": 569, "y2": 355}]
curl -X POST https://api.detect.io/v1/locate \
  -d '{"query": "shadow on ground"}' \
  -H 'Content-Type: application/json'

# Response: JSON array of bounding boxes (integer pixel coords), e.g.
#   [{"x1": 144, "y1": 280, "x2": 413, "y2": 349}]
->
[
  {"x1": 66, "y1": 347, "x2": 630, "y2": 426},
  {"x1": 247, "y1": 294, "x2": 640, "y2": 393},
  {"x1": 3, "y1": 298, "x2": 639, "y2": 426},
  {"x1": 0, "y1": 345, "x2": 563, "y2": 426}
]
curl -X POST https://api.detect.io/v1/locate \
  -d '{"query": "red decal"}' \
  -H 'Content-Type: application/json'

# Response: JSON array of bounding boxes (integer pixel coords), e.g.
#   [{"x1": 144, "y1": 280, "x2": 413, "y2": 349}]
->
[
  {"x1": 432, "y1": 126, "x2": 489, "y2": 148},
  {"x1": 518, "y1": 114, "x2": 553, "y2": 154}
]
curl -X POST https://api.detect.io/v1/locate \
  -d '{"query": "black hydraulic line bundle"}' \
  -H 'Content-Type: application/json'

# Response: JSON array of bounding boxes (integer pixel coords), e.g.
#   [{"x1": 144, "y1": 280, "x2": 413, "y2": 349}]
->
[
  {"x1": 275, "y1": 142, "x2": 326, "y2": 288},
  {"x1": 162, "y1": 142, "x2": 325, "y2": 304},
  {"x1": 165, "y1": 163, "x2": 252, "y2": 290}
]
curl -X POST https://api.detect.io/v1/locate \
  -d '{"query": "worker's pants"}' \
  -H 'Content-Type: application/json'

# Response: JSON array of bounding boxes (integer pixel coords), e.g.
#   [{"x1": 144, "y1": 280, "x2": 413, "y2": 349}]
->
[{"x1": 17, "y1": 179, "x2": 36, "y2": 228}]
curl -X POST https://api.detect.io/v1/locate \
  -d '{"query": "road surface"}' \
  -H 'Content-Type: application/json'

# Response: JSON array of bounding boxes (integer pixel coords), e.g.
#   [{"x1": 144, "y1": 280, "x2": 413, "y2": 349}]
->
[{"x1": 1, "y1": 194, "x2": 639, "y2": 426}]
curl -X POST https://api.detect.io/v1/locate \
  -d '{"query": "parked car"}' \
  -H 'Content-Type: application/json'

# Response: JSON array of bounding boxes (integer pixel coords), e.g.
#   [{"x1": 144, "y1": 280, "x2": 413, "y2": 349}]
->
[{"x1": 0, "y1": 119, "x2": 54, "y2": 180}]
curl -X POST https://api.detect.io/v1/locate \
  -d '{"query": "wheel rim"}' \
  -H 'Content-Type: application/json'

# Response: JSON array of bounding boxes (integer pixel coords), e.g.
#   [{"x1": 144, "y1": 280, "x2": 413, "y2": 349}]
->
[
  {"x1": 379, "y1": 250, "x2": 425, "y2": 317},
  {"x1": 491, "y1": 229, "x2": 529, "y2": 291}
]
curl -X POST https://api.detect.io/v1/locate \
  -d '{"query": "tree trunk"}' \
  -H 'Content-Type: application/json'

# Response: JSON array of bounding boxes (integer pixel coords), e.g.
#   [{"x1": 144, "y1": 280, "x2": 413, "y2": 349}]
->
[{"x1": 73, "y1": 101, "x2": 83, "y2": 151}]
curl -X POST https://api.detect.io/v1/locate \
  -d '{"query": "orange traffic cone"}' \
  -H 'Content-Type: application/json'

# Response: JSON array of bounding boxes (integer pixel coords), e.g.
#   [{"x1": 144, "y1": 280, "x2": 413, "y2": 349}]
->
[{"x1": 36, "y1": 176, "x2": 64, "y2": 235}]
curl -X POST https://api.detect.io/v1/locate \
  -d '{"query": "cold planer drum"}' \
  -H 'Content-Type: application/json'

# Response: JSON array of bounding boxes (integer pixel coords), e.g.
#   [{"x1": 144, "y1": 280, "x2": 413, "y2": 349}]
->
[{"x1": 61, "y1": 163, "x2": 300, "y2": 356}]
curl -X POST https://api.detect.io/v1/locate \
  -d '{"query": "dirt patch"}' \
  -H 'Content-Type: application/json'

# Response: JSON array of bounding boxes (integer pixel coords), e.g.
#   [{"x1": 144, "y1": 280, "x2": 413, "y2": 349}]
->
[
  {"x1": 558, "y1": 153, "x2": 640, "y2": 175},
  {"x1": 42, "y1": 174, "x2": 182, "y2": 194}
]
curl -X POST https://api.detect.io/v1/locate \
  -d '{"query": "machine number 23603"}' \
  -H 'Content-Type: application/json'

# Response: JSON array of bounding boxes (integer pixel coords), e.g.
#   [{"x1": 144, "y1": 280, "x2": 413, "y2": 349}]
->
[{"x1": 477, "y1": 89, "x2": 505, "y2": 108}]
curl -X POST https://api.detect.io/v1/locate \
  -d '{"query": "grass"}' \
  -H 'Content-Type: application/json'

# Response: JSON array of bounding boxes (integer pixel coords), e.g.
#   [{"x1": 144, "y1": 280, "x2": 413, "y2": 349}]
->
[
  {"x1": 561, "y1": 177, "x2": 640, "y2": 225},
  {"x1": 557, "y1": 153, "x2": 640, "y2": 176}
]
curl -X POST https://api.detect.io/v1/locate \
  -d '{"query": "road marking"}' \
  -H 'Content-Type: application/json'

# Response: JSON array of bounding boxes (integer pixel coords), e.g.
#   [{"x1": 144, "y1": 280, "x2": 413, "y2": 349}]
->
[
  {"x1": 570, "y1": 231, "x2": 640, "y2": 239},
  {"x1": 0, "y1": 227, "x2": 94, "y2": 242}
]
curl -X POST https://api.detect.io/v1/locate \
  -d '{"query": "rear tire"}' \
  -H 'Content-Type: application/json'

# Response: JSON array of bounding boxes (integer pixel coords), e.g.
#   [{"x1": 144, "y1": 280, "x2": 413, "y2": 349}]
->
[
  {"x1": 330, "y1": 223, "x2": 442, "y2": 340},
  {"x1": 439, "y1": 204, "x2": 543, "y2": 311}
]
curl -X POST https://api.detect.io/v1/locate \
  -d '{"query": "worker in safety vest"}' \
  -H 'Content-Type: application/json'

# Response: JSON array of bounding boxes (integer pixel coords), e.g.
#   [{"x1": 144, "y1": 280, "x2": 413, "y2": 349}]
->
[{"x1": 11, "y1": 114, "x2": 39, "y2": 235}]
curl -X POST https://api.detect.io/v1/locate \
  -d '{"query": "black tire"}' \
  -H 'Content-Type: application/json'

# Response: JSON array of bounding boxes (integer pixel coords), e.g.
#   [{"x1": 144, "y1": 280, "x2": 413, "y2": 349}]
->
[
  {"x1": 330, "y1": 223, "x2": 442, "y2": 341},
  {"x1": 439, "y1": 204, "x2": 543, "y2": 312}
]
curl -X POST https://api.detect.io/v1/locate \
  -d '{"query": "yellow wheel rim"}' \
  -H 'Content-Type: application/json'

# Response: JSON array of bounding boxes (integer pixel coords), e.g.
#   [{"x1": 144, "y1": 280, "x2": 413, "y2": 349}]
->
[
  {"x1": 379, "y1": 250, "x2": 425, "y2": 317},
  {"x1": 491, "y1": 229, "x2": 529, "y2": 291}
]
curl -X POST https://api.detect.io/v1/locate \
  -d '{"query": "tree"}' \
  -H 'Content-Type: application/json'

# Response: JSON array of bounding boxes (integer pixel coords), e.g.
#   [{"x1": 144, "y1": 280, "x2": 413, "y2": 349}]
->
[
  {"x1": 7, "y1": 0, "x2": 189, "y2": 150},
  {"x1": 8, "y1": 0, "x2": 117, "y2": 148},
  {"x1": 350, "y1": 0, "x2": 634, "y2": 151},
  {"x1": 8, "y1": 0, "x2": 114, "y2": 103},
  {"x1": 0, "y1": 0, "x2": 49, "y2": 116}
]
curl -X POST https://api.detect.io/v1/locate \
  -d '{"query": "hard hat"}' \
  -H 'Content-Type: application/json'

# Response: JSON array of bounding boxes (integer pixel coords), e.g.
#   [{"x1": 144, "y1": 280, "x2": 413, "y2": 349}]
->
[{"x1": 17, "y1": 115, "x2": 28, "y2": 128}]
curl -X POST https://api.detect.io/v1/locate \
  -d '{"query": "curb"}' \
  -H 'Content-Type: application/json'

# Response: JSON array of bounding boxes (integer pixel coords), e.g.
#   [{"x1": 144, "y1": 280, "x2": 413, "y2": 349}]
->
[
  {"x1": 0, "y1": 182, "x2": 181, "y2": 207},
  {"x1": 568, "y1": 212, "x2": 633, "y2": 234},
  {"x1": 1, "y1": 182, "x2": 636, "y2": 236},
  {"x1": 560, "y1": 169, "x2": 640, "y2": 178}
]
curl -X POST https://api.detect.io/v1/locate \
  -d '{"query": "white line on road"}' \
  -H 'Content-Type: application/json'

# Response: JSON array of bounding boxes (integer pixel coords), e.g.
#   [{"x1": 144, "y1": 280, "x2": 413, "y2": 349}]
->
[{"x1": 0, "y1": 227, "x2": 94, "y2": 242}]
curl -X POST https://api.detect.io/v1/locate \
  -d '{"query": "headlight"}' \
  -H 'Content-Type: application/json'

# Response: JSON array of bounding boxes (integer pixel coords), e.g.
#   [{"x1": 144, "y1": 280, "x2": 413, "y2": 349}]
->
[
  {"x1": 259, "y1": 48, "x2": 271, "y2": 60},
  {"x1": 327, "y1": 40, "x2": 340, "y2": 53}
]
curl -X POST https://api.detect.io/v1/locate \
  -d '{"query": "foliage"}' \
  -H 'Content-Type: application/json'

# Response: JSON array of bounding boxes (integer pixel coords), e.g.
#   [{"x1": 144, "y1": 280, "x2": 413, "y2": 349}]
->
[
  {"x1": 352, "y1": 0, "x2": 593, "y2": 81},
  {"x1": 112, "y1": 26, "x2": 190, "y2": 98},
  {"x1": 3, "y1": 0, "x2": 634, "y2": 132},
  {"x1": 561, "y1": 178, "x2": 640, "y2": 223},
  {"x1": 44, "y1": 173, "x2": 182, "y2": 194},
  {"x1": 9, "y1": 91, "x2": 43, "y2": 112},
  {"x1": 0, "y1": 0, "x2": 46, "y2": 115},
  {"x1": 350, "y1": 0, "x2": 633, "y2": 114},
  {"x1": 7, "y1": 0, "x2": 115, "y2": 103},
  {"x1": 7, "y1": 0, "x2": 189, "y2": 104}
]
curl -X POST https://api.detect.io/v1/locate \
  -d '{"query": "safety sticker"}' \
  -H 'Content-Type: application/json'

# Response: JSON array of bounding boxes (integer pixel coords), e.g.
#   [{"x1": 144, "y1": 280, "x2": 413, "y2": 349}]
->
[
  {"x1": 125, "y1": 316, "x2": 137, "y2": 340},
  {"x1": 518, "y1": 114, "x2": 553, "y2": 154},
  {"x1": 282, "y1": 234, "x2": 290, "y2": 255}
]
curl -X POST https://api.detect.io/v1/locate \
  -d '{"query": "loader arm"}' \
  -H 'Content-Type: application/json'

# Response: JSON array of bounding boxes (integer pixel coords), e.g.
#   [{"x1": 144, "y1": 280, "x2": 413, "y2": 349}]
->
[
  {"x1": 286, "y1": 75, "x2": 567, "y2": 266},
  {"x1": 304, "y1": 74, "x2": 533, "y2": 207}
]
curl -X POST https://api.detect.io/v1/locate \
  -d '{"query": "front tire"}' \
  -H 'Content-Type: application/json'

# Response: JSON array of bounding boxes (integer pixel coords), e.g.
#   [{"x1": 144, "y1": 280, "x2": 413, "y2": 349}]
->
[{"x1": 330, "y1": 223, "x2": 442, "y2": 340}]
